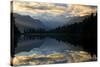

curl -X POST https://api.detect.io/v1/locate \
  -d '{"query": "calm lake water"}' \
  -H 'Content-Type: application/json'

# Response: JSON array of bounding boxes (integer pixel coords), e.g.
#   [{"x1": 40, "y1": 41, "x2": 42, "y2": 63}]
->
[{"x1": 12, "y1": 35, "x2": 96, "y2": 66}]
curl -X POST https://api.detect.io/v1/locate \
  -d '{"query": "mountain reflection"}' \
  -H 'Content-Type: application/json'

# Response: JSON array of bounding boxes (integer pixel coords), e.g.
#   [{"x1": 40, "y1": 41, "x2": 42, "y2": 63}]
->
[
  {"x1": 12, "y1": 35, "x2": 96, "y2": 66},
  {"x1": 15, "y1": 35, "x2": 83, "y2": 55}
]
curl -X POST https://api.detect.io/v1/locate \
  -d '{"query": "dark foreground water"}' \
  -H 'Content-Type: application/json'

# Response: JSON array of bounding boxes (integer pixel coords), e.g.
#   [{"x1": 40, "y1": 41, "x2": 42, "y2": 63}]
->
[{"x1": 11, "y1": 34, "x2": 97, "y2": 66}]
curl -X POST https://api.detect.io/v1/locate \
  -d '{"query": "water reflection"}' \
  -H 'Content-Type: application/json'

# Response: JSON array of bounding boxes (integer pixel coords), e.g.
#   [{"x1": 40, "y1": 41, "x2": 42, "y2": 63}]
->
[{"x1": 12, "y1": 35, "x2": 96, "y2": 66}]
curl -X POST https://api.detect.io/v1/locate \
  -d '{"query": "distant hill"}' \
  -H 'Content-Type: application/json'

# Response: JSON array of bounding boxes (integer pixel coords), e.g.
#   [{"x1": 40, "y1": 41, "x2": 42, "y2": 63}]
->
[{"x1": 13, "y1": 13, "x2": 46, "y2": 33}]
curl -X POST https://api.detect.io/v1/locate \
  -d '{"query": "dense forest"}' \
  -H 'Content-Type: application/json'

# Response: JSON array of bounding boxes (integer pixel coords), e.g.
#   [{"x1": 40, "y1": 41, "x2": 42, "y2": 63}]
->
[
  {"x1": 49, "y1": 13, "x2": 97, "y2": 55},
  {"x1": 19, "y1": 13, "x2": 97, "y2": 36}
]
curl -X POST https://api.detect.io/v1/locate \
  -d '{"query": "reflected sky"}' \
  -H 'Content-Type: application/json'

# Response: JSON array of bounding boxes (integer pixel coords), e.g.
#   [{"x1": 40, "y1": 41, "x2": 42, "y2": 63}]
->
[{"x1": 12, "y1": 35, "x2": 96, "y2": 66}]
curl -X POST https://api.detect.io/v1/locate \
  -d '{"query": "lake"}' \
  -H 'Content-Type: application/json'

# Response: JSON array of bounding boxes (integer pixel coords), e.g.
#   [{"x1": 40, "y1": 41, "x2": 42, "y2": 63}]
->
[{"x1": 11, "y1": 34, "x2": 96, "y2": 66}]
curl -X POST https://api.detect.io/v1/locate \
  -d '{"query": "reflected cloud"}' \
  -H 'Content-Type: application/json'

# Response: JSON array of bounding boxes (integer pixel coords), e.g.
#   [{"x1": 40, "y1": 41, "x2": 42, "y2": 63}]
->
[{"x1": 12, "y1": 36, "x2": 96, "y2": 66}]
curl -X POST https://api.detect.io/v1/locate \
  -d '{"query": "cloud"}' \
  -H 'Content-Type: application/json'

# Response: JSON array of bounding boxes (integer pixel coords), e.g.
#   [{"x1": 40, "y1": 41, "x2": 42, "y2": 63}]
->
[
  {"x1": 12, "y1": 1, "x2": 66, "y2": 15},
  {"x1": 12, "y1": 1, "x2": 97, "y2": 16},
  {"x1": 66, "y1": 4, "x2": 97, "y2": 16}
]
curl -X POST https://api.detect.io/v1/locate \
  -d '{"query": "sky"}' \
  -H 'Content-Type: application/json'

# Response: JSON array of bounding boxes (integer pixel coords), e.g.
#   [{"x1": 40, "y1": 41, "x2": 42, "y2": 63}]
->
[
  {"x1": 12, "y1": 1, "x2": 97, "y2": 17},
  {"x1": 12, "y1": 1, "x2": 97, "y2": 30}
]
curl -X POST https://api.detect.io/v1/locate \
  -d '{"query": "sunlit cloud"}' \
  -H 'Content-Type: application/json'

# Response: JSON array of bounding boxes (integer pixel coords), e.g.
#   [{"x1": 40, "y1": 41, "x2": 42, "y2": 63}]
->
[
  {"x1": 12, "y1": 1, "x2": 66, "y2": 15},
  {"x1": 66, "y1": 4, "x2": 97, "y2": 16},
  {"x1": 12, "y1": 1, "x2": 97, "y2": 16}
]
